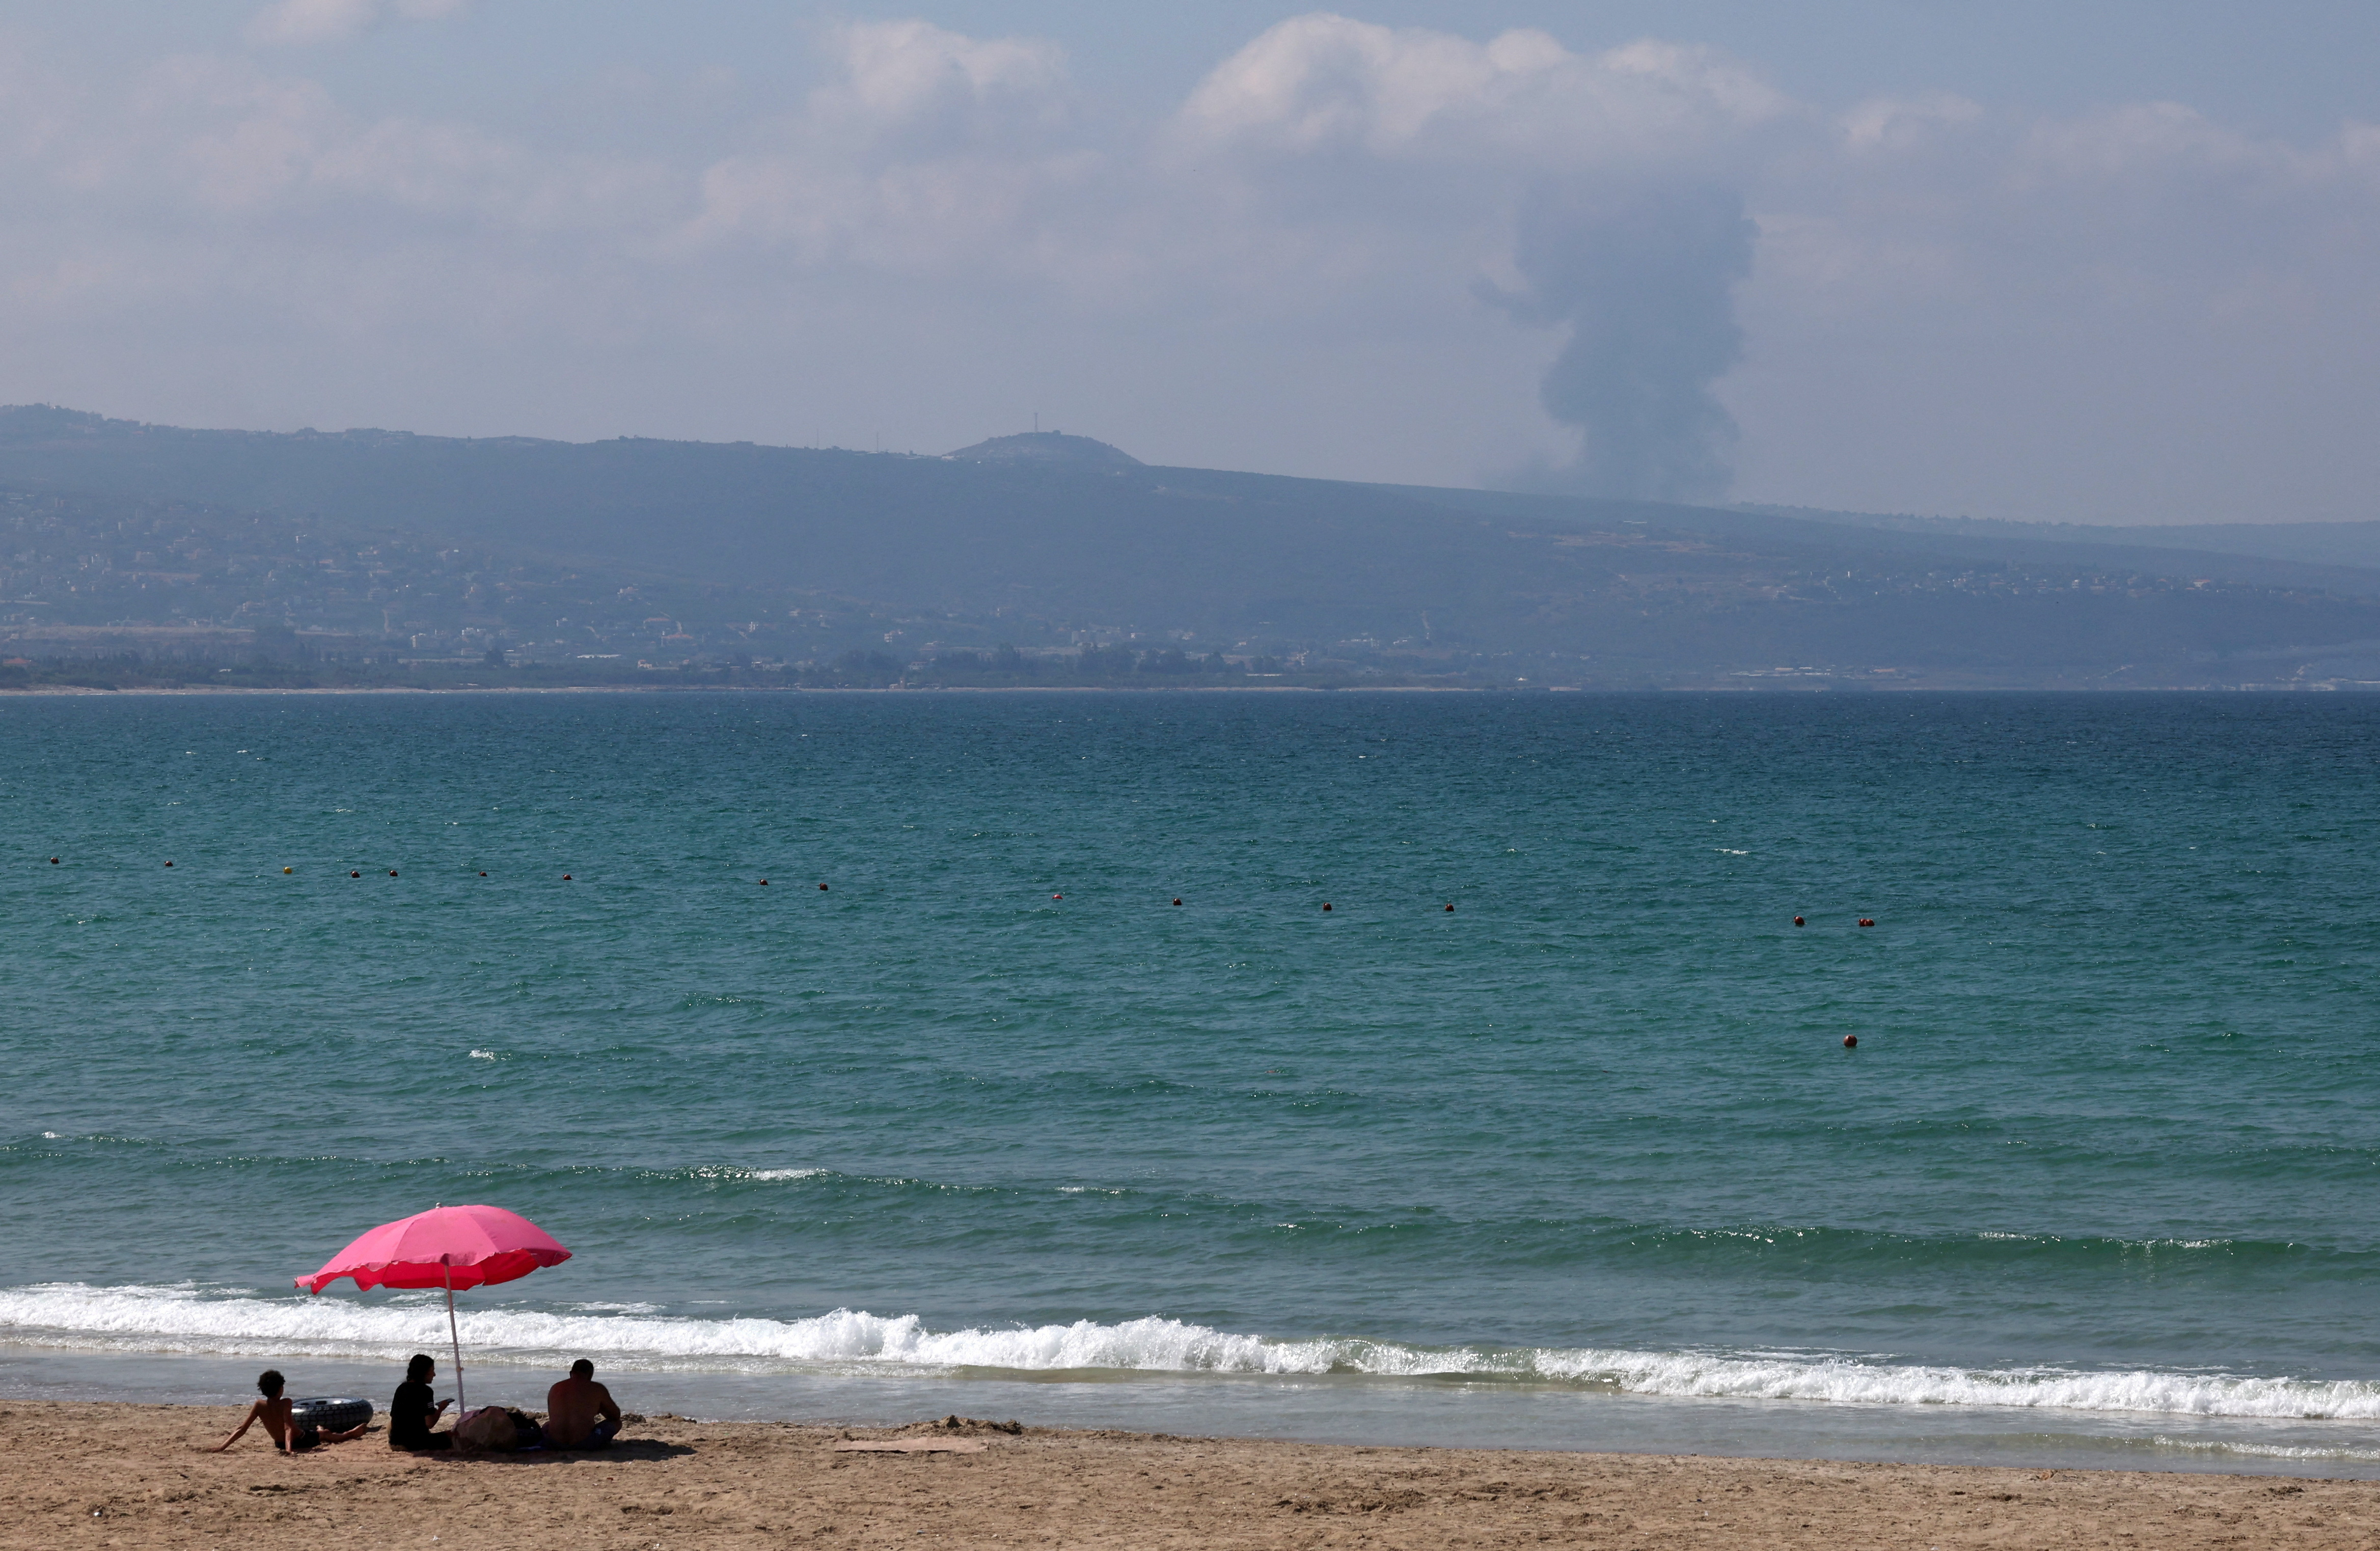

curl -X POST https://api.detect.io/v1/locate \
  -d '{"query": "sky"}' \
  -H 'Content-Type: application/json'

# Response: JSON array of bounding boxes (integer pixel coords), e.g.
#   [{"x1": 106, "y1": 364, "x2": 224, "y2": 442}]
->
[{"x1": 1, "y1": 3, "x2": 2376, "y2": 523}]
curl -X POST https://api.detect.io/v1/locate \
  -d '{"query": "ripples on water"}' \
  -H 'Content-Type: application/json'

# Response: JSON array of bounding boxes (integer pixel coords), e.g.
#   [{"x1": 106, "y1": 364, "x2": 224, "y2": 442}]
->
[{"x1": 3, "y1": 690, "x2": 2377, "y2": 1456}]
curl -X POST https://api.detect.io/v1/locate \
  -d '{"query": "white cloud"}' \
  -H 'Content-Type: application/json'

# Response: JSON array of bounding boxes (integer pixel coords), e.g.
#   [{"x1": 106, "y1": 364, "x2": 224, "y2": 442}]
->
[
  {"x1": 248, "y1": 0, "x2": 472, "y2": 47},
  {"x1": 1177, "y1": 15, "x2": 1787, "y2": 168},
  {"x1": 26, "y1": 52, "x2": 656, "y2": 228},
  {"x1": 819, "y1": 19, "x2": 1070, "y2": 135},
  {"x1": 679, "y1": 20, "x2": 1103, "y2": 278},
  {"x1": 1841, "y1": 93, "x2": 1983, "y2": 151}
]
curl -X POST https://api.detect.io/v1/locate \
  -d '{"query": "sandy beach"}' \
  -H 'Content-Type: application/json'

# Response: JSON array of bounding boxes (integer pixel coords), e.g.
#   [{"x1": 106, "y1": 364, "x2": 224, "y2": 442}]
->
[{"x1": 4, "y1": 1401, "x2": 2373, "y2": 1549}]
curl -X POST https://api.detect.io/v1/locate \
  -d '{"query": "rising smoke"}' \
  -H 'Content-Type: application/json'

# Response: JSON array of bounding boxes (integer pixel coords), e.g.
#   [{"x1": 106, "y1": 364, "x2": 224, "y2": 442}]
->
[{"x1": 1484, "y1": 182, "x2": 1756, "y2": 503}]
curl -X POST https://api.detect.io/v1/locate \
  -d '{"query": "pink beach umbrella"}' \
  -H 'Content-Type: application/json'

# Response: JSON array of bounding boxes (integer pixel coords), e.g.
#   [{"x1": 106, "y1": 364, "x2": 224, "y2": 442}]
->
[{"x1": 296, "y1": 1204, "x2": 571, "y2": 1414}]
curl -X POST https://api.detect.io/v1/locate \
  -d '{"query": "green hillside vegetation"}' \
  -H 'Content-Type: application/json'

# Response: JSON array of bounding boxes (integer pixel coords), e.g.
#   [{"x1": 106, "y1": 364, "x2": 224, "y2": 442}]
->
[{"x1": 4, "y1": 406, "x2": 2379, "y2": 690}]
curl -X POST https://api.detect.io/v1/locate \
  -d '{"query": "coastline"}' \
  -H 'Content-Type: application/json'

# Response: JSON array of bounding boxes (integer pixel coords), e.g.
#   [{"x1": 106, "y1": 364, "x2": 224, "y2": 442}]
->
[
  {"x1": 7, "y1": 1399, "x2": 2374, "y2": 1549},
  {"x1": 12, "y1": 1341, "x2": 2380, "y2": 1481}
]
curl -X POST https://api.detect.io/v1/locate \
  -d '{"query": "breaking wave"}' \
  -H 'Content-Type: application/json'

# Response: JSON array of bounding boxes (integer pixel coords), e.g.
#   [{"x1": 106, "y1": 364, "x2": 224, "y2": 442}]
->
[{"x1": 5, "y1": 1282, "x2": 2378, "y2": 1422}]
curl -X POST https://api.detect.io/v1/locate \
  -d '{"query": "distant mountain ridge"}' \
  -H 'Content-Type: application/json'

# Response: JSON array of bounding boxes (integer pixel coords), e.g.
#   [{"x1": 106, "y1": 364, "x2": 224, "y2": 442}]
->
[{"x1": 5, "y1": 404, "x2": 2380, "y2": 687}]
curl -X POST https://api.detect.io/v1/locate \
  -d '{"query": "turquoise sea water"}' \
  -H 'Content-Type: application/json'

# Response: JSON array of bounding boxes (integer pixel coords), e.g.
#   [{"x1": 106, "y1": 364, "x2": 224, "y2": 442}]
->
[{"x1": 4, "y1": 690, "x2": 2378, "y2": 1471}]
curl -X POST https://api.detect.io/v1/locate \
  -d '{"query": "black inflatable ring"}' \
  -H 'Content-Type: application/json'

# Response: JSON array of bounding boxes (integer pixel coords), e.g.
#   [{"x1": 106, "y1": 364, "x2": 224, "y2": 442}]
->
[{"x1": 290, "y1": 1397, "x2": 373, "y2": 1433}]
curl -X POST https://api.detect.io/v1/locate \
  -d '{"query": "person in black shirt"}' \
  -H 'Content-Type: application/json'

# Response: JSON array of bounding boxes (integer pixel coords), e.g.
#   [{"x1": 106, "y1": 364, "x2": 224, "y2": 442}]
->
[{"x1": 389, "y1": 1353, "x2": 454, "y2": 1451}]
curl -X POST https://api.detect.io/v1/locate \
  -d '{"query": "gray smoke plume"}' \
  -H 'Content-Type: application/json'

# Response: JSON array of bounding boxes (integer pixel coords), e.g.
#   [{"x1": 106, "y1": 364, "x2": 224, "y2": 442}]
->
[{"x1": 1484, "y1": 182, "x2": 1756, "y2": 503}]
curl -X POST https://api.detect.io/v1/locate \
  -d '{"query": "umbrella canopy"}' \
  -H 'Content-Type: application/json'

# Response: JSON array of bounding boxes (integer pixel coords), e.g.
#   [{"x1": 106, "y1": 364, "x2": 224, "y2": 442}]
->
[
  {"x1": 296, "y1": 1204, "x2": 571, "y2": 1419},
  {"x1": 296, "y1": 1204, "x2": 570, "y2": 1295}
]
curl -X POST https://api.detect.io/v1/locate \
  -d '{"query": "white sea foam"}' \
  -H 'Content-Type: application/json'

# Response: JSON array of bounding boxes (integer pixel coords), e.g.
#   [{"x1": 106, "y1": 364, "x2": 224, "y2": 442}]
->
[
  {"x1": 5, "y1": 1282, "x2": 2378, "y2": 1421},
  {"x1": 2147, "y1": 1434, "x2": 2380, "y2": 1463}
]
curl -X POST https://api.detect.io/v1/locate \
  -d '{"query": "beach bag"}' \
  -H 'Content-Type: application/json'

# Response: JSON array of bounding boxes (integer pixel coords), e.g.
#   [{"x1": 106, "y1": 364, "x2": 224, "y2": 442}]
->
[{"x1": 455, "y1": 1405, "x2": 518, "y2": 1452}]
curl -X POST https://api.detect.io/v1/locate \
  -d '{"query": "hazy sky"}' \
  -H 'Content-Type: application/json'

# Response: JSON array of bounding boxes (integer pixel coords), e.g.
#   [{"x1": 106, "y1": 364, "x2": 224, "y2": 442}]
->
[{"x1": 2, "y1": 3, "x2": 2376, "y2": 521}]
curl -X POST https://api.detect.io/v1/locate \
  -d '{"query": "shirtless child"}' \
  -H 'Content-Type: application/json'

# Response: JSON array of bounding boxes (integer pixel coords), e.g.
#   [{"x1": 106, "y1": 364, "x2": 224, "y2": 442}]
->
[
  {"x1": 211, "y1": 1370, "x2": 366, "y2": 1455},
  {"x1": 544, "y1": 1359, "x2": 623, "y2": 1450}
]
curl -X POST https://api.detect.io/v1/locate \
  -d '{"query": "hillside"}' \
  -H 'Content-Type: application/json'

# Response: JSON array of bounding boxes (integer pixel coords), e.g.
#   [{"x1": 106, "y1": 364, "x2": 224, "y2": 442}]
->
[
  {"x1": 4, "y1": 405, "x2": 2379, "y2": 689},
  {"x1": 946, "y1": 431, "x2": 1144, "y2": 470},
  {"x1": 1741, "y1": 504, "x2": 2380, "y2": 577}
]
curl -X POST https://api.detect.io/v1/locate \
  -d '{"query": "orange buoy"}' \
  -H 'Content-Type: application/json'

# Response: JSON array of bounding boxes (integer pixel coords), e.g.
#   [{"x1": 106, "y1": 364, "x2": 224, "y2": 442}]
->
[
  {"x1": 818, "y1": 883, "x2": 829, "y2": 891},
  {"x1": 759, "y1": 879, "x2": 769, "y2": 885},
  {"x1": 1858, "y1": 918, "x2": 1874, "y2": 928},
  {"x1": 1172, "y1": 898, "x2": 1182, "y2": 906},
  {"x1": 283, "y1": 867, "x2": 293, "y2": 874},
  {"x1": 563, "y1": 874, "x2": 573, "y2": 881},
  {"x1": 389, "y1": 870, "x2": 399, "y2": 878},
  {"x1": 1843, "y1": 1035, "x2": 1858, "y2": 1048},
  {"x1": 1444, "y1": 903, "x2": 1455, "y2": 912},
  {"x1": 1052, "y1": 893, "x2": 1063, "y2": 901},
  {"x1": 49, "y1": 857, "x2": 60, "y2": 865},
  {"x1": 1793, "y1": 916, "x2": 1804, "y2": 926},
  {"x1": 350, "y1": 871, "x2": 361, "y2": 878},
  {"x1": 1322, "y1": 902, "x2": 1332, "y2": 911},
  {"x1": 164, "y1": 861, "x2": 174, "y2": 868}
]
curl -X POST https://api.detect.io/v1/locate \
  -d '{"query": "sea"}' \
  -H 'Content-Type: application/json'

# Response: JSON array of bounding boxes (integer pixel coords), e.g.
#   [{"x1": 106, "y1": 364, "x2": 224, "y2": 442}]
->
[{"x1": 4, "y1": 689, "x2": 2378, "y2": 1476}]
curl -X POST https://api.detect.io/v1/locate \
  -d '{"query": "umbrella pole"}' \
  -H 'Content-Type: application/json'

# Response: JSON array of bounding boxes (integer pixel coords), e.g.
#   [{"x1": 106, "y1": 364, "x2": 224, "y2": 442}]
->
[{"x1": 445, "y1": 1262, "x2": 466, "y2": 1417}]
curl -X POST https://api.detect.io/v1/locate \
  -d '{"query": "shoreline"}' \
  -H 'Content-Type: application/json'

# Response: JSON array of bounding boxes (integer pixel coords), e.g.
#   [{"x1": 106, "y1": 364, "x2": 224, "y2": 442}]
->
[
  {"x1": 11, "y1": 1342, "x2": 2380, "y2": 1482},
  {"x1": 5, "y1": 1399, "x2": 2373, "y2": 1549}
]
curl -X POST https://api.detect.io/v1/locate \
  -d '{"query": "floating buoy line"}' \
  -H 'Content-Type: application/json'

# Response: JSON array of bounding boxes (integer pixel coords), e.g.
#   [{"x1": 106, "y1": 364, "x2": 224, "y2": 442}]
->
[{"x1": 34, "y1": 857, "x2": 1885, "y2": 957}]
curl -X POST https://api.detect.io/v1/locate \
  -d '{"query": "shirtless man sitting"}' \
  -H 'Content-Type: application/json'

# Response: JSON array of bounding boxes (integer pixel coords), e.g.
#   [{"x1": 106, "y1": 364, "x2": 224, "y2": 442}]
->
[
  {"x1": 211, "y1": 1370, "x2": 367, "y2": 1455},
  {"x1": 544, "y1": 1359, "x2": 623, "y2": 1450}
]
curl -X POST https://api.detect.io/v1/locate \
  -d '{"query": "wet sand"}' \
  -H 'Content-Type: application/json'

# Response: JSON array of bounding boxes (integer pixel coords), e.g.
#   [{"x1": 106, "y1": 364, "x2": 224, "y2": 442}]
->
[{"x1": 5, "y1": 1399, "x2": 2375, "y2": 1548}]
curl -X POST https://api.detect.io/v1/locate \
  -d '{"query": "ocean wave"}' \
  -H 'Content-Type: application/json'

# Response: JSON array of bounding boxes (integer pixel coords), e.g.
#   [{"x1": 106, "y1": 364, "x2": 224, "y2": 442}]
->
[
  {"x1": 1616, "y1": 1225, "x2": 2315, "y2": 1268},
  {"x1": 2145, "y1": 1434, "x2": 2380, "y2": 1463},
  {"x1": 5, "y1": 1283, "x2": 2379, "y2": 1421}
]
